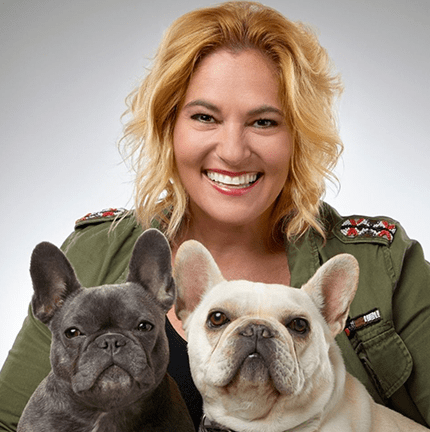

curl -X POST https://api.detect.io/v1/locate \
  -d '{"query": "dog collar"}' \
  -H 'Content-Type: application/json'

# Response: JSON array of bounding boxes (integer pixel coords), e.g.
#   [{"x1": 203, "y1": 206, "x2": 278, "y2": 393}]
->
[
  {"x1": 199, "y1": 414, "x2": 322, "y2": 432},
  {"x1": 199, "y1": 415, "x2": 234, "y2": 432}
]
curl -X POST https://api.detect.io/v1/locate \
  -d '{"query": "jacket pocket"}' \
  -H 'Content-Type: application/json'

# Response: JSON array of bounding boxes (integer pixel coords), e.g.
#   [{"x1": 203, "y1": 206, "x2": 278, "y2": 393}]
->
[{"x1": 354, "y1": 321, "x2": 412, "y2": 400}]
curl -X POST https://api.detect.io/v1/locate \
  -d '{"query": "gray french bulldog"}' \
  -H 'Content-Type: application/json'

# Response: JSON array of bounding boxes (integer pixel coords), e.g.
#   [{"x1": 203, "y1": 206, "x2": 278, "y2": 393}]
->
[{"x1": 17, "y1": 228, "x2": 194, "y2": 432}]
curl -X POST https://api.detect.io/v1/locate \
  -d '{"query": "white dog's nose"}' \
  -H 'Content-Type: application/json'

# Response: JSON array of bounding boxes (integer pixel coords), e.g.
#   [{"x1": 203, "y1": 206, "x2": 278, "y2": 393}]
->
[{"x1": 239, "y1": 323, "x2": 274, "y2": 339}]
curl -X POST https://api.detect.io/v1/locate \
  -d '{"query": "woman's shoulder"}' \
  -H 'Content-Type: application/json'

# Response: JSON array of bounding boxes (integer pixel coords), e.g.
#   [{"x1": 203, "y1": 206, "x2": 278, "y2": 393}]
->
[
  {"x1": 319, "y1": 202, "x2": 428, "y2": 283},
  {"x1": 73, "y1": 207, "x2": 132, "y2": 228},
  {"x1": 320, "y1": 202, "x2": 410, "y2": 250},
  {"x1": 60, "y1": 208, "x2": 144, "y2": 287},
  {"x1": 63, "y1": 208, "x2": 143, "y2": 254}
]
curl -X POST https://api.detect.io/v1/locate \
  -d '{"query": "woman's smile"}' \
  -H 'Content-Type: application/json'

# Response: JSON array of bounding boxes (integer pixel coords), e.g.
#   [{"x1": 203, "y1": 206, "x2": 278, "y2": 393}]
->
[{"x1": 205, "y1": 170, "x2": 261, "y2": 192}]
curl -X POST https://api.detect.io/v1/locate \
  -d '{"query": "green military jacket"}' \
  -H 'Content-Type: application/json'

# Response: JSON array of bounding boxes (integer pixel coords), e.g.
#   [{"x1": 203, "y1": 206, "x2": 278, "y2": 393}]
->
[{"x1": 0, "y1": 203, "x2": 429, "y2": 430}]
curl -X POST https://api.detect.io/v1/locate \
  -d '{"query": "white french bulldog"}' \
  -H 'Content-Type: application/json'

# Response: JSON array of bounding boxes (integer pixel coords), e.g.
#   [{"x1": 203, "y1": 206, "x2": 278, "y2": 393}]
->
[{"x1": 174, "y1": 240, "x2": 428, "y2": 432}]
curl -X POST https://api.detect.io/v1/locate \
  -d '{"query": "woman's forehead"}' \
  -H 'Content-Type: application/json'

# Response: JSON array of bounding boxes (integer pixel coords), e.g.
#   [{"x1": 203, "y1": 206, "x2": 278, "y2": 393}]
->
[{"x1": 183, "y1": 49, "x2": 282, "y2": 111}]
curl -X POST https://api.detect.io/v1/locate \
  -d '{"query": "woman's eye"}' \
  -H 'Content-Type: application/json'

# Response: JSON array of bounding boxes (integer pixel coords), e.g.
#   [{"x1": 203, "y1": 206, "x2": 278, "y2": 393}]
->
[
  {"x1": 253, "y1": 118, "x2": 278, "y2": 128},
  {"x1": 191, "y1": 113, "x2": 216, "y2": 123}
]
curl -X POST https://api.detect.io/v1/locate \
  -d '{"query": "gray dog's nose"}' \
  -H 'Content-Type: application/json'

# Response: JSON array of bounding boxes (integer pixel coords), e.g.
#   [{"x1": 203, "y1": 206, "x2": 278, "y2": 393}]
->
[
  {"x1": 239, "y1": 323, "x2": 274, "y2": 339},
  {"x1": 96, "y1": 333, "x2": 127, "y2": 353}
]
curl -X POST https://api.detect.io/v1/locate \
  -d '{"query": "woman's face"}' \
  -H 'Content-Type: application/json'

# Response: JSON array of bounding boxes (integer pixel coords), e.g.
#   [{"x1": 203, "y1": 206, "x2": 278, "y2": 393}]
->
[{"x1": 173, "y1": 49, "x2": 292, "y2": 229}]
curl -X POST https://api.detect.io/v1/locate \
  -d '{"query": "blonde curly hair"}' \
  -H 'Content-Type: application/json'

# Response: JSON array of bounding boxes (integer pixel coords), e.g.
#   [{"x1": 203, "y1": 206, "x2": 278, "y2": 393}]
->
[{"x1": 121, "y1": 1, "x2": 343, "y2": 242}]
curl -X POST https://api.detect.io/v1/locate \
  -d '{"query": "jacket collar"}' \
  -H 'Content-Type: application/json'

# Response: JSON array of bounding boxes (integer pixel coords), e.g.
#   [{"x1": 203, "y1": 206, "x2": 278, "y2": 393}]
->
[{"x1": 286, "y1": 227, "x2": 322, "y2": 288}]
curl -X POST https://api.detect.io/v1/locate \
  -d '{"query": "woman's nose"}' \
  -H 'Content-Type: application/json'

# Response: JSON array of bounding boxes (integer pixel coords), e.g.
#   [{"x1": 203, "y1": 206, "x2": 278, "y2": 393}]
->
[{"x1": 215, "y1": 123, "x2": 251, "y2": 167}]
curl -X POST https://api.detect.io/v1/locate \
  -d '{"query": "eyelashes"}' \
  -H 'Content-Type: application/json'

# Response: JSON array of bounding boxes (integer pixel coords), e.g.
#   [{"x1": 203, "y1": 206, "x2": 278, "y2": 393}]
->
[
  {"x1": 190, "y1": 113, "x2": 279, "y2": 128},
  {"x1": 191, "y1": 113, "x2": 216, "y2": 123},
  {"x1": 253, "y1": 118, "x2": 279, "y2": 128}
]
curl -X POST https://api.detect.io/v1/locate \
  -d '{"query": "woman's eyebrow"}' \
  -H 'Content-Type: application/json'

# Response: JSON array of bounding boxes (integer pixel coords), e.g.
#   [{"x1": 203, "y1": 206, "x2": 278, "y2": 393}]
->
[
  {"x1": 183, "y1": 100, "x2": 283, "y2": 117},
  {"x1": 247, "y1": 105, "x2": 283, "y2": 117},
  {"x1": 183, "y1": 99, "x2": 221, "y2": 114}
]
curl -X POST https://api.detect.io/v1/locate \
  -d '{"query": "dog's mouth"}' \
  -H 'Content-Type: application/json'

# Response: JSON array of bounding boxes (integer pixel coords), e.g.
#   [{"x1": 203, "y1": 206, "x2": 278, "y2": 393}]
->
[
  {"x1": 215, "y1": 343, "x2": 298, "y2": 397},
  {"x1": 96, "y1": 364, "x2": 133, "y2": 389},
  {"x1": 237, "y1": 352, "x2": 270, "y2": 383},
  {"x1": 73, "y1": 363, "x2": 151, "y2": 409},
  {"x1": 221, "y1": 351, "x2": 286, "y2": 421}
]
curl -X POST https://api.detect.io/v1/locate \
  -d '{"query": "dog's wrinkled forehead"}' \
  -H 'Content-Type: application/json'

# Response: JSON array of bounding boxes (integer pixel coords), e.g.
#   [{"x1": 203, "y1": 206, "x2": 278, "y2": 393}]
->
[
  {"x1": 58, "y1": 283, "x2": 163, "y2": 329},
  {"x1": 198, "y1": 280, "x2": 316, "y2": 320}
]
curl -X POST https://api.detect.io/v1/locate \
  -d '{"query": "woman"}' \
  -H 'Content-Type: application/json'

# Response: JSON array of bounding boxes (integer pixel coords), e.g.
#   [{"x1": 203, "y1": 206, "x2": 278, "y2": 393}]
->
[{"x1": 1, "y1": 2, "x2": 429, "y2": 430}]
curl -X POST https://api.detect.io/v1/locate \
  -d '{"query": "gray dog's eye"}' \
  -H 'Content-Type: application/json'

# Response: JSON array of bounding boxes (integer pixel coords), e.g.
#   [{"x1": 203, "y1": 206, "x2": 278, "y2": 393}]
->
[
  {"x1": 207, "y1": 311, "x2": 230, "y2": 328},
  {"x1": 286, "y1": 318, "x2": 309, "y2": 335},
  {"x1": 137, "y1": 321, "x2": 154, "y2": 332},
  {"x1": 64, "y1": 328, "x2": 82, "y2": 339}
]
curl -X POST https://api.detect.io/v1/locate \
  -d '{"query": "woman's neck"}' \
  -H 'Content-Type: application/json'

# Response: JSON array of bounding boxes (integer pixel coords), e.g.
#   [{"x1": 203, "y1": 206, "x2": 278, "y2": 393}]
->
[
  {"x1": 176, "y1": 209, "x2": 282, "y2": 256},
  {"x1": 172, "y1": 212, "x2": 288, "y2": 284}
]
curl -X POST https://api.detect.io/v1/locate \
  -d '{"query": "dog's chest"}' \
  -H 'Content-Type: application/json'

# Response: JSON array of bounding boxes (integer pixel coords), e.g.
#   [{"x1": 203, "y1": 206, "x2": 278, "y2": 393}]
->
[{"x1": 89, "y1": 412, "x2": 127, "y2": 432}]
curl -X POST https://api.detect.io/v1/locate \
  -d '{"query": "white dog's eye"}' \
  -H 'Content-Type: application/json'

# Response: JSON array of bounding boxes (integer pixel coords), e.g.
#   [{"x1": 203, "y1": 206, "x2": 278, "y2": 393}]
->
[
  {"x1": 137, "y1": 321, "x2": 154, "y2": 332},
  {"x1": 207, "y1": 311, "x2": 230, "y2": 328},
  {"x1": 64, "y1": 327, "x2": 82, "y2": 339},
  {"x1": 286, "y1": 318, "x2": 309, "y2": 335}
]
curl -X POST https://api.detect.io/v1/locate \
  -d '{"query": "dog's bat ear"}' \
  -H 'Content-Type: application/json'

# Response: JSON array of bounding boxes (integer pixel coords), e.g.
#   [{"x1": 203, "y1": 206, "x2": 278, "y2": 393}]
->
[
  {"x1": 173, "y1": 240, "x2": 224, "y2": 323},
  {"x1": 127, "y1": 229, "x2": 175, "y2": 312},
  {"x1": 30, "y1": 242, "x2": 82, "y2": 325},
  {"x1": 302, "y1": 254, "x2": 359, "y2": 337}
]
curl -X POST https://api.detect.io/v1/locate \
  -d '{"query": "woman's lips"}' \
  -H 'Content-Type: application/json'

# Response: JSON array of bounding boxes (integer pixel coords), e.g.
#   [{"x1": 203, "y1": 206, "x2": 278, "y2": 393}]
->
[{"x1": 204, "y1": 169, "x2": 262, "y2": 196}]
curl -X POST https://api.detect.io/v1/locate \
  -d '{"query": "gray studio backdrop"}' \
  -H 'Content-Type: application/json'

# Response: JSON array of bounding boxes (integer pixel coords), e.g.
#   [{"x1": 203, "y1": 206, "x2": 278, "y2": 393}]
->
[{"x1": 1, "y1": 0, "x2": 429, "y2": 366}]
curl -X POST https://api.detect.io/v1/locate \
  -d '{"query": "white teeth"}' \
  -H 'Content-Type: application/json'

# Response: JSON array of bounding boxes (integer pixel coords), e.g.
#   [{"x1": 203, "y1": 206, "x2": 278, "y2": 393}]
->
[{"x1": 206, "y1": 171, "x2": 258, "y2": 187}]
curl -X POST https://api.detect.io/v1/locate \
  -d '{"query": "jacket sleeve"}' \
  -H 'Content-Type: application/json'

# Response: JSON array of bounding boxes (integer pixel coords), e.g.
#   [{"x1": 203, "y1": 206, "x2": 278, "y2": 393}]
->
[
  {"x1": 320, "y1": 209, "x2": 430, "y2": 426},
  {"x1": 0, "y1": 212, "x2": 142, "y2": 431},
  {"x1": 389, "y1": 224, "x2": 430, "y2": 425},
  {"x1": 0, "y1": 306, "x2": 51, "y2": 431}
]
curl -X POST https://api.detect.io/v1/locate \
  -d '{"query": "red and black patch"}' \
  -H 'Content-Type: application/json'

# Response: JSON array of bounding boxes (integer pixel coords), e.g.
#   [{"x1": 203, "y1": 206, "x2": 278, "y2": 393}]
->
[{"x1": 340, "y1": 218, "x2": 397, "y2": 243}]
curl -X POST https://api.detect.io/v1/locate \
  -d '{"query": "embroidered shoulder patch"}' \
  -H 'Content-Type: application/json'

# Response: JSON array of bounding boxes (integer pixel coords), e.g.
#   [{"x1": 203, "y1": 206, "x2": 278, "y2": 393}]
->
[
  {"x1": 340, "y1": 218, "x2": 397, "y2": 243},
  {"x1": 75, "y1": 208, "x2": 126, "y2": 226}
]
